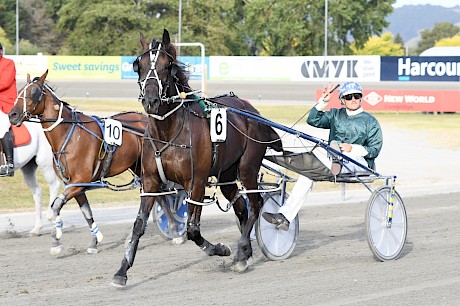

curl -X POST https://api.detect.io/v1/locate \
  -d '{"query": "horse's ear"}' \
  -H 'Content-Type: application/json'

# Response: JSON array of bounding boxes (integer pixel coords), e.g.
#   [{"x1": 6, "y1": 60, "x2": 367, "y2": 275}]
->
[
  {"x1": 39, "y1": 70, "x2": 48, "y2": 84},
  {"x1": 27, "y1": 74, "x2": 31, "y2": 83},
  {"x1": 140, "y1": 32, "x2": 149, "y2": 50},
  {"x1": 162, "y1": 29, "x2": 170, "y2": 45}
]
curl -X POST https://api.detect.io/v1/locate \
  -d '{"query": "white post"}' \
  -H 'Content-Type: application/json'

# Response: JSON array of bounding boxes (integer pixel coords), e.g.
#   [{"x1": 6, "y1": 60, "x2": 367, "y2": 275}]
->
[
  {"x1": 178, "y1": 0, "x2": 182, "y2": 55},
  {"x1": 323, "y1": 0, "x2": 328, "y2": 81},
  {"x1": 16, "y1": 0, "x2": 19, "y2": 55},
  {"x1": 324, "y1": 0, "x2": 328, "y2": 57}
]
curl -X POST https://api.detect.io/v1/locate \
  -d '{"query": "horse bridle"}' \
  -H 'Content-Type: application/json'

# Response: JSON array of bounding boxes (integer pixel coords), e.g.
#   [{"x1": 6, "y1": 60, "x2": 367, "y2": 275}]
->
[
  {"x1": 16, "y1": 80, "x2": 66, "y2": 131},
  {"x1": 16, "y1": 79, "x2": 47, "y2": 120},
  {"x1": 134, "y1": 41, "x2": 181, "y2": 106}
]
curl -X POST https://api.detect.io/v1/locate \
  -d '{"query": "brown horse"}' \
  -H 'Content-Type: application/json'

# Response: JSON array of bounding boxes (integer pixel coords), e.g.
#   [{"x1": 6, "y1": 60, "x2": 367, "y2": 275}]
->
[
  {"x1": 112, "y1": 29, "x2": 283, "y2": 286},
  {"x1": 9, "y1": 71, "x2": 148, "y2": 255}
]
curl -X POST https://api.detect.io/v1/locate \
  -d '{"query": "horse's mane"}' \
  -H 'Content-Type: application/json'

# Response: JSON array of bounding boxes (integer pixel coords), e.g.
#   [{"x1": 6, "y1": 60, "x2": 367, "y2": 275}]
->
[
  {"x1": 161, "y1": 40, "x2": 190, "y2": 87},
  {"x1": 171, "y1": 61, "x2": 190, "y2": 87}
]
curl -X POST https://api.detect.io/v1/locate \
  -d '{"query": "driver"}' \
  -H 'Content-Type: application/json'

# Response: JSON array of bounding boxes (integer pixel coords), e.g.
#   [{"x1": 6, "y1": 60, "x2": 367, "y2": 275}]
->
[
  {"x1": 263, "y1": 81, "x2": 383, "y2": 230},
  {"x1": 0, "y1": 42, "x2": 17, "y2": 177}
]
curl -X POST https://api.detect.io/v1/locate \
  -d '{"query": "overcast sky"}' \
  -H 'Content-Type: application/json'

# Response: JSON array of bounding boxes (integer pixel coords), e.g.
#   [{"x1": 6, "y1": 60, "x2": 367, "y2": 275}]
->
[{"x1": 394, "y1": 0, "x2": 460, "y2": 8}]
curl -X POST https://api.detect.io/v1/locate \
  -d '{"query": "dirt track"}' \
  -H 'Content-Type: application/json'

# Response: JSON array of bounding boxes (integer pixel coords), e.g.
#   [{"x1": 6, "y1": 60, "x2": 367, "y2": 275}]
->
[{"x1": 1, "y1": 191, "x2": 459, "y2": 305}]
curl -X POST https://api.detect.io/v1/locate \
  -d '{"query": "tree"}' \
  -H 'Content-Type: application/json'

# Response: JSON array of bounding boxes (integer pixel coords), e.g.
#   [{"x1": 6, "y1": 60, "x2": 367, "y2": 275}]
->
[
  {"x1": 172, "y1": 0, "x2": 245, "y2": 56},
  {"x1": 393, "y1": 33, "x2": 404, "y2": 47},
  {"x1": 0, "y1": 27, "x2": 13, "y2": 53},
  {"x1": 327, "y1": 0, "x2": 395, "y2": 55},
  {"x1": 21, "y1": 0, "x2": 63, "y2": 55},
  {"x1": 0, "y1": 1, "x2": 35, "y2": 54},
  {"x1": 350, "y1": 32, "x2": 404, "y2": 56},
  {"x1": 1, "y1": 0, "x2": 399, "y2": 56},
  {"x1": 55, "y1": 0, "x2": 248, "y2": 56},
  {"x1": 415, "y1": 22, "x2": 460, "y2": 55},
  {"x1": 435, "y1": 35, "x2": 460, "y2": 47},
  {"x1": 56, "y1": 0, "x2": 156, "y2": 55},
  {"x1": 241, "y1": 0, "x2": 396, "y2": 56}
]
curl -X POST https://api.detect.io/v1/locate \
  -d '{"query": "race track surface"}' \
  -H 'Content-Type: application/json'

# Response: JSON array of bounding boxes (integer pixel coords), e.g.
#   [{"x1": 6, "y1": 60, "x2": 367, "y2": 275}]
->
[{"x1": 1, "y1": 191, "x2": 459, "y2": 305}]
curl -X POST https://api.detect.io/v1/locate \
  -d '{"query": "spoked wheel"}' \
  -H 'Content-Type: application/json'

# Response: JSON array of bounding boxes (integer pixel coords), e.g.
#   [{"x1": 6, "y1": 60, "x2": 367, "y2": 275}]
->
[
  {"x1": 365, "y1": 186, "x2": 407, "y2": 261},
  {"x1": 256, "y1": 191, "x2": 299, "y2": 261},
  {"x1": 152, "y1": 190, "x2": 188, "y2": 240}
]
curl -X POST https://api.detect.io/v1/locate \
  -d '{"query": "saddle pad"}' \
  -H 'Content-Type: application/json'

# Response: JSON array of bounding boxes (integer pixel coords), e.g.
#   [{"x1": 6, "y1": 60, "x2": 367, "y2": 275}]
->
[{"x1": 11, "y1": 124, "x2": 32, "y2": 147}]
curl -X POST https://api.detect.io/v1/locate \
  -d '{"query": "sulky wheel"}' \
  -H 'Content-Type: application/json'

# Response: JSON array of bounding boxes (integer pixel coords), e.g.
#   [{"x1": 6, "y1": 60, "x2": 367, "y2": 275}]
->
[
  {"x1": 256, "y1": 191, "x2": 299, "y2": 261},
  {"x1": 365, "y1": 185, "x2": 407, "y2": 261},
  {"x1": 152, "y1": 190, "x2": 188, "y2": 240}
]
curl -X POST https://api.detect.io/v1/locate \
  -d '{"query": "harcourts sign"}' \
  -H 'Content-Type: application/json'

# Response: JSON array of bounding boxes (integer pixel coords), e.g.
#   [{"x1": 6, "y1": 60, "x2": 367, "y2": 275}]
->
[{"x1": 381, "y1": 56, "x2": 460, "y2": 82}]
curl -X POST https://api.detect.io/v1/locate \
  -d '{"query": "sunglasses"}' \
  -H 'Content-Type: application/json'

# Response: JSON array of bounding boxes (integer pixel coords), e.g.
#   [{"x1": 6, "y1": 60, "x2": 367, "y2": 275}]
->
[{"x1": 342, "y1": 93, "x2": 362, "y2": 101}]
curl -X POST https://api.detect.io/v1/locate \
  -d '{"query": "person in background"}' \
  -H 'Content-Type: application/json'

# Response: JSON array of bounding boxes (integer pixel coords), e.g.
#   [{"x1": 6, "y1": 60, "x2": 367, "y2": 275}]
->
[
  {"x1": 263, "y1": 81, "x2": 383, "y2": 230},
  {"x1": 0, "y1": 42, "x2": 18, "y2": 176}
]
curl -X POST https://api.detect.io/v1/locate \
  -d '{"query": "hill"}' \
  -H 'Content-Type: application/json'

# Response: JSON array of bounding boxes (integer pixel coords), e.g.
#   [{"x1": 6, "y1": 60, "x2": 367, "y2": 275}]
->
[{"x1": 386, "y1": 4, "x2": 460, "y2": 43}]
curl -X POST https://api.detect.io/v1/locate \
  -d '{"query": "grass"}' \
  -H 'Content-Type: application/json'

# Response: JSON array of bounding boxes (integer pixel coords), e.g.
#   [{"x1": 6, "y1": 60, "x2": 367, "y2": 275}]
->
[{"x1": 1, "y1": 99, "x2": 459, "y2": 212}]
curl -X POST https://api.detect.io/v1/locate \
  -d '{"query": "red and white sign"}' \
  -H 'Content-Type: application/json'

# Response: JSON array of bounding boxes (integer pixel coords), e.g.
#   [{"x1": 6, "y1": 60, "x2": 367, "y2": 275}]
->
[{"x1": 316, "y1": 89, "x2": 460, "y2": 112}]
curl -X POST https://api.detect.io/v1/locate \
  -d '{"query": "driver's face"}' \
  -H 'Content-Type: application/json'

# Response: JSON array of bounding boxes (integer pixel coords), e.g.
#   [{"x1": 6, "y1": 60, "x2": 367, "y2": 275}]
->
[{"x1": 343, "y1": 95, "x2": 362, "y2": 111}]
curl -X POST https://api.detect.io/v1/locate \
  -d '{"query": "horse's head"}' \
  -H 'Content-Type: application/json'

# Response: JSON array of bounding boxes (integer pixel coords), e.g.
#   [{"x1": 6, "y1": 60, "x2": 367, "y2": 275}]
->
[
  {"x1": 9, "y1": 70, "x2": 49, "y2": 126},
  {"x1": 134, "y1": 29, "x2": 188, "y2": 115}
]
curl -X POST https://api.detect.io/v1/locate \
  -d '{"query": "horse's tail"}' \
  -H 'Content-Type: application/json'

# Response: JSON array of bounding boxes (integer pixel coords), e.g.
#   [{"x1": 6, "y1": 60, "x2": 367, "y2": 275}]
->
[{"x1": 267, "y1": 126, "x2": 283, "y2": 152}]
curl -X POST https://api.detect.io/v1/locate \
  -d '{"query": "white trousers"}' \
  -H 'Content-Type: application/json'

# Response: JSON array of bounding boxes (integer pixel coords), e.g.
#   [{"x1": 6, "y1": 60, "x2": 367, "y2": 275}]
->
[
  {"x1": 0, "y1": 110, "x2": 10, "y2": 138},
  {"x1": 278, "y1": 147, "x2": 368, "y2": 222}
]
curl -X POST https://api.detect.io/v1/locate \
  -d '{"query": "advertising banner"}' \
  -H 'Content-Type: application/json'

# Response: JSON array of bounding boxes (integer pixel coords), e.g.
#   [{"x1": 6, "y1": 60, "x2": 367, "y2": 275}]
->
[
  {"x1": 210, "y1": 56, "x2": 294, "y2": 80},
  {"x1": 121, "y1": 56, "x2": 137, "y2": 79},
  {"x1": 178, "y1": 56, "x2": 208, "y2": 80},
  {"x1": 298, "y1": 56, "x2": 380, "y2": 82},
  {"x1": 316, "y1": 89, "x2": 460, "y2": 112},
  {"x1": 8, "y1": 55, "x2": 48, "y2": 80},
  {"x1": 381, "y1": 56, "x2": 460, "y2": 82},
  {"x1": 210, "y1": 56, "x2": 380, "y2": 82},
  {"x1": 48, "y1": 56, "x2": 121, "y2": 79}
]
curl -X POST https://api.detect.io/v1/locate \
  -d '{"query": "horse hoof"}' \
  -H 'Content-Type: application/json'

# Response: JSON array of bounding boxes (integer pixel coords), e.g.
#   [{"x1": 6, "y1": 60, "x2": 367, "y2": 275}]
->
[
  {"x1": 87, "y1": 247, "x2": 98, "y2": 254},
  {"x1": 172, "y1": 236, "x2": 186, "y2": 245},
  {"x1": 233, "y1": 260, "x2": 248, "y2": 273},
  {"x1": 111, "y1": 275, "x2": 127, "y2": 287},
  {"x1": 216, "y1": 243, "x2": 232, "y2": 256},
  {"x1": 29, "y1": 231, "x2": 40, "y2": 237},
  {"x1": 50, "y1": 245, "x2": 63, "y2": 255}
]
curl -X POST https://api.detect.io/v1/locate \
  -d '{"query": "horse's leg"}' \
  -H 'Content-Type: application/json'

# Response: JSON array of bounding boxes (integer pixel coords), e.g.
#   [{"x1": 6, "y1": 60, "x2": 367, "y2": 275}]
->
[
  {"x1": 112, "y1": 196, "x2": 154, "y2": 287},
  {"x1": 20, "y1": 160, "x2": 43, "y2": 237},
  {"x1": 49, "y1": 191, "x2": 67, "y2": 255},
  {"x1": 233, "y1": 163, "x2": 263, "y2": 272},
  {"x1": 49, "y1": 186, "x2": 83, "y2": 255},
  {"x1": 75, "y1": 193, "x2": 103, "y2": 254},
  {"x1": 36, "y1": 160, "x2": 60, "y2": 224},
  {"x1": 220, "y1": 183, "x2": 248, "y2": 233},
  {"x1": 186, "y1": 183, "x2": 231, "y2": 257}
]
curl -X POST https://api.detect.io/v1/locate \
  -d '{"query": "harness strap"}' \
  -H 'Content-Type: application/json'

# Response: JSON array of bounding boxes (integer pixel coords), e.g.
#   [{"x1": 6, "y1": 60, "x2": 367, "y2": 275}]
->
[
  {"x1": 145, "y1": 111, "x2": 189, "y2": 186},
  {"x1": 42, "y1": 101, "x2": 64, "y2": 132},
  {"x1": 146, "y1": 130, "x2": 169, "y2": 185},
  {"x1": 155, "y1": 151, "x2": 169, "y2": 185}
]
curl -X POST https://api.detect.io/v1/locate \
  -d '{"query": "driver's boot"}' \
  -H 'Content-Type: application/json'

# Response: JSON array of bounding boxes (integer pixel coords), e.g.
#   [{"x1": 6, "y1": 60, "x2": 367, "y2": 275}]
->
[{"x1": 0, "y1": 131, "x2": 14, "y2": 177}]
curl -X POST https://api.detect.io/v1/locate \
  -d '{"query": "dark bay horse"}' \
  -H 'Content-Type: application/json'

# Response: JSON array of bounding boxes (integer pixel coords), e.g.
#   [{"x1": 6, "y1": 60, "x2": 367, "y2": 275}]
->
[
  {"x1": 112, "y1": 29, "x2": 283, "y2": 286},
  {"x1": 9, "y1": 71, "x2": 148, "y2": 254}
]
